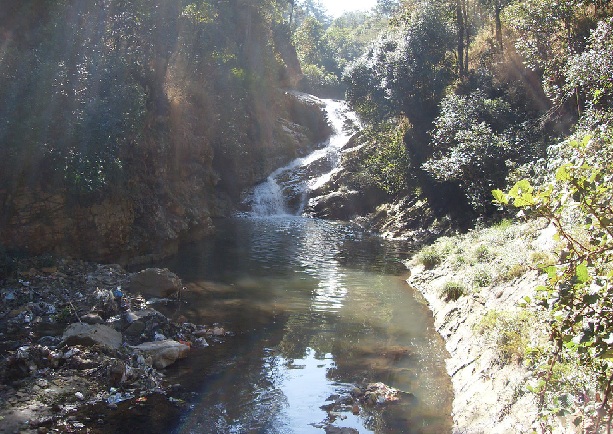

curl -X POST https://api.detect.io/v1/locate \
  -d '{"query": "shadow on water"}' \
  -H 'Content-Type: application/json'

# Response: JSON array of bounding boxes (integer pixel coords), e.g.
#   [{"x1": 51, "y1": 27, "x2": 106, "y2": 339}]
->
[{"x1": 145, "y1": 216, "x2": 452, "y2": 433}]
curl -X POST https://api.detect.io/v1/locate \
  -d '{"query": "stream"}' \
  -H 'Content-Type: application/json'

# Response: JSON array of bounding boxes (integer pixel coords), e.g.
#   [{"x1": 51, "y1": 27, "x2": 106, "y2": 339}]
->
[{"x1": 159, "y1": 96, "x2": 453, "y2": 433}]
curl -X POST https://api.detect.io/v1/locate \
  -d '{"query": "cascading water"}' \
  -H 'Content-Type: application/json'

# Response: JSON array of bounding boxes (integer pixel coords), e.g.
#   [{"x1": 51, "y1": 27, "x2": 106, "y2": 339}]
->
[{"x1": 247, "y1": 95, "x2": 358, "y2": 217}]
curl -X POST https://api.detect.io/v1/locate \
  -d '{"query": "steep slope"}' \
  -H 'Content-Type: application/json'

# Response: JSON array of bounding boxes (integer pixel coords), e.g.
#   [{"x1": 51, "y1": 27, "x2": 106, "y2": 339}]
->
[{"x1": 0, "y1": 0, "x2": 329, "y2": 263}]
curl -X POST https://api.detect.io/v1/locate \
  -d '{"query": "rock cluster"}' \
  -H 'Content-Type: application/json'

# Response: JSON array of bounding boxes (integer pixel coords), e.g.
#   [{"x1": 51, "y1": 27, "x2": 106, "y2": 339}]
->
[
  {"x1": 0, "y1": 257, "x2": 228, "y2": 433},
  {"x1": 317, "y1": 382, "x2": 414, "y2": 433}
]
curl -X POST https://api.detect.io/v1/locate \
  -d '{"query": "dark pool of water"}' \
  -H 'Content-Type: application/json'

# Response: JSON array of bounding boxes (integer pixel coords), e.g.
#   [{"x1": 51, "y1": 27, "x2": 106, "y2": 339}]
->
[{"x1": 155, "y1": 216, "x2": 452, "y2": 433}]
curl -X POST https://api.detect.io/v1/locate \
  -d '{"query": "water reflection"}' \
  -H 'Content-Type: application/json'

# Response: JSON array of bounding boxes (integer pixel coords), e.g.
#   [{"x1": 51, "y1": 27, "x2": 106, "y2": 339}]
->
[{"x1": 155, "y1": 217, "x2": 452, "y2": 433}]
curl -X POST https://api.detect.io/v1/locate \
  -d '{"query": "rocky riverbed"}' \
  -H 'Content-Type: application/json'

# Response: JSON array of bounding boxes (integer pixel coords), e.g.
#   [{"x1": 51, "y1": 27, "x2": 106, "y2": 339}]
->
[{"x1": 0, "y1": 257, "x2": 230, "y2": 433}]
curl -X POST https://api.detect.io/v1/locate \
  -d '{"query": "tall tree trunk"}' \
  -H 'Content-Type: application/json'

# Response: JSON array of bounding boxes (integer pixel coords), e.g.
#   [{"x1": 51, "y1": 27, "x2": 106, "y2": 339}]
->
[
  {"x1": 457, "y1": 0, "x2": 465, "y2": 77},
  {"x1": 463, "y1": 0, "x2": 469, "y2": 71},
  {"x1": 495, "y1": 1, "x2": 503, "y2": 52}
]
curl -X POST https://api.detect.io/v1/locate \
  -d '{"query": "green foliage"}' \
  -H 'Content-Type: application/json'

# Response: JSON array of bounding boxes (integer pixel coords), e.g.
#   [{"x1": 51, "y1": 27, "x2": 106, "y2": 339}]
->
[
  {"x1": 474, "y1": 244, "x2": 493, "y2": 263},
  {"x1": 418, "y1": 247, "x2": 443, "y2": 269},
  {"x1": 472, "y1": 267, "x2": 492, "y2": 287},
  {"x1": 497, "y1": 129, "x2": 613, "y2": 429},
  {"x1": 293, "y1": 16, "x2": 331, "y2": 68},
  {"x1": 291, "y1": 8, "x2": 387, "y2": 96},
  {"x1": 182, "y1": 2, "x2": 218, "y2": 23},
  {"x1": 565, "y1": 19, "x2": 613, "y2": 112},
  {"x1": 498, "y1": 262, "x2": 529, "y2": 283},
  {"x1": 300, "y1": 64, "x2": 340, "y2": 94},
  {"x1": 424, "y1": 89, "x2": 546, "y2": 214},
  {"x1": 361, "y1": 119, "x2": 412, "y2": 195},
  {"x1": 0, "y1": 1, "x2": 151, "y2": 193},
  {"x1": 344, "y1": 1, "x2": 454, "y2": 124},
  {"x1": 441, "y1": 281, "x2": 467, "y2": 302}
]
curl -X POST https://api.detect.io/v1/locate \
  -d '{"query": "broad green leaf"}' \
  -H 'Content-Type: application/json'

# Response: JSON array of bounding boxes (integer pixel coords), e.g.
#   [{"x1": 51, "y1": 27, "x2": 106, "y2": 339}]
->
[
  {"x1": 575, "y1": 262, "x2": 589, "y2": 284},
  {"x1": 509, "y1": 179, "x2": 533, "y2": 199},
  {"x1": 492, "y1": 189, "x2": 508, "y2": 205},
  {"x1": 556, "y1": 164, "x2": 571, "y2": 182}
]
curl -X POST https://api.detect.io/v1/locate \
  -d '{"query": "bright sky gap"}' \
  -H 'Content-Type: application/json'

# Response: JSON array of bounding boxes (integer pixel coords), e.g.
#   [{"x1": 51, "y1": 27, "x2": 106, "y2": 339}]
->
[{"x1": 319, "y1": 0, "x2": 378, "y2": 17}]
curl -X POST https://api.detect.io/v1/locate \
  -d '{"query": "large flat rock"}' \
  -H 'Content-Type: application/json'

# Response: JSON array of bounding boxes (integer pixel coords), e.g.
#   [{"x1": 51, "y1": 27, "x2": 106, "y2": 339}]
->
[{"x1": 63, "y1": 323, "x2": 122, "y2": 350}]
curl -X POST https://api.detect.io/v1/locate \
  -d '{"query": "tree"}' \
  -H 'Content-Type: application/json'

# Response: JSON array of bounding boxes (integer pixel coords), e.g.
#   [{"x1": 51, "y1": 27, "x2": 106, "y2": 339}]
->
[
  {"x1": 478, "y1": 0, "x2": 511, "y2": 50},
  {"x1": 344, "y1": 1, "x2": 454, "y2": 125}
]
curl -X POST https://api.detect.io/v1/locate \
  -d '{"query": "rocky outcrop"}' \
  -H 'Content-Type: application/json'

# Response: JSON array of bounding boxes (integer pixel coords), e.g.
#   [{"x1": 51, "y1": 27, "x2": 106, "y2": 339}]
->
[
  {"x1": 405, "y1": 222, "x2": 578, "y2": 433},
  {"x1": 0, "y1": 2, "x2": 331, "y2": 264}
]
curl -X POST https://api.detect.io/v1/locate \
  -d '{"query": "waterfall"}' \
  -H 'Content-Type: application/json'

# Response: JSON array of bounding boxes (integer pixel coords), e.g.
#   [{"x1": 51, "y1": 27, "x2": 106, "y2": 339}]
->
[
  {"x1": 247, "y1": 95, "x2": 358, "y2": 217},
  {"x1": 250, "y1": 175, "x2": 288, "y2": 216}
]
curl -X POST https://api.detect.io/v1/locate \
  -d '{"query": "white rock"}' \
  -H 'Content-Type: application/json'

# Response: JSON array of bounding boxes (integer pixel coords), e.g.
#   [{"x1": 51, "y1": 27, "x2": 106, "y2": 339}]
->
[{"x1": 133, "y1": 340, "x2": 190, "y2": 369}]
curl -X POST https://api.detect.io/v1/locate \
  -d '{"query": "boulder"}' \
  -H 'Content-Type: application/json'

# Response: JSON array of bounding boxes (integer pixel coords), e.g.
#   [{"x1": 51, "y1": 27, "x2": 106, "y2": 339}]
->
[
  {"x1": 81, "y1": 313, "x2": 104, "y2": 325},
  {"x1": 62, "y1": 323, "x2": 122, "y2": 350},
  {"x1": 133, "y1": 340, "x2": 190, "y2": 369},
  {"x1": 129, "y1": 268, "x2": 182, "y2": 298}
]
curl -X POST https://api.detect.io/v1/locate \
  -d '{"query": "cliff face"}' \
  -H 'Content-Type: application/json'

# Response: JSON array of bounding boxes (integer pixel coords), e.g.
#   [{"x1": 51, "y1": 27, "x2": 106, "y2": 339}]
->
[{"x1": 0, "y1": 0, "x2": 326, "y2": 263}]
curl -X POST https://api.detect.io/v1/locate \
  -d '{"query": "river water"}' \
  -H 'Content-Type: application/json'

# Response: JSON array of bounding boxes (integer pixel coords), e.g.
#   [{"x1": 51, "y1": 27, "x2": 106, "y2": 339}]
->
[{"x1": 158, "y1": 97, "x2": 453, "y2": 433}]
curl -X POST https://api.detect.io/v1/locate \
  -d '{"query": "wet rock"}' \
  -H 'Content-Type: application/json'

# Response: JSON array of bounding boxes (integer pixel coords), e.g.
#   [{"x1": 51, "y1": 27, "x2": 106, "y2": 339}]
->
[
  {"x1": 325, "y1": 427, "x2": 359, "y2": 434},
  {"x1": 361, "y1": 383, "x2": 403, "y2": 405},
  {"x1": 133, "y1": 340, "x2": 190, "y2": 369},
  {"x1": 129, "y1": 268, "x2": 182, "y2": 298},
  {"x1": 130, "y1": 308, "x2": 166, "y2": 322},
  {"x1": 62, "y1": 323, "x2": 122, "y2": 350},
  {"x1": 81, "y1": 313, "x2": 104, "y2": 325},
  {"x1": 38, "y1": 335, "x2": 61, "y2": 347},
  {"x1": 125, "y1": 321, "x2": 146, "y2": 337}
]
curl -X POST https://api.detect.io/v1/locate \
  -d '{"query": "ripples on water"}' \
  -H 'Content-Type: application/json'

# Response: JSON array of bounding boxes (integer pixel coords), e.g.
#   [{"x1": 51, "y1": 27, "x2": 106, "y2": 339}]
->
[{"x1": 154, "y1": 217, "x2": 452, "y2": 434}]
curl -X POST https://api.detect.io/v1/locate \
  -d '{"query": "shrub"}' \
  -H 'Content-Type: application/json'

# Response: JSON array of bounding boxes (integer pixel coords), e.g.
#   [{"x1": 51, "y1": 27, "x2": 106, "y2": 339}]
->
[
  {"x1": 472, "y1": 267, "x2": 492, "y2": 287},
  {"x1": 475, "y1": 310, "x2": 533, "y2": 364},
  {"x1": 418, "y1": 247, "x2": 442, "y2": 269},
  {"x1": 498, "y1": 262, "x2": 529, "y2": 282},
  {"x1": 441, "y1": 281, "x2": 466, "y2": 302},
  {"x1": 361, "y1": 119, "x2": 412, "y2": 195},
  {"x1": 474, "y1": 244, "x2": 493, "y2": 262},
  {"x1": 529, "y1": 251, "x2": 556, "y2": 269}
]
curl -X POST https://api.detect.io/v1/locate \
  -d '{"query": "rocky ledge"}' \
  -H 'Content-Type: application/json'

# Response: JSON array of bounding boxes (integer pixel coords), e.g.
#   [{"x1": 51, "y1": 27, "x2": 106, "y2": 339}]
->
[{"x1": 0, "y1": 258, "x2": 230, "y2": 433}]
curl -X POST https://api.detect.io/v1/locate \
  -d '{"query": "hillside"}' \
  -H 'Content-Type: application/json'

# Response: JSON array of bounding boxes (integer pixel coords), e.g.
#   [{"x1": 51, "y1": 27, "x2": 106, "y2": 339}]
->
[{"x1": 0, "y1": 0, "x2": 330, "y2": 263}]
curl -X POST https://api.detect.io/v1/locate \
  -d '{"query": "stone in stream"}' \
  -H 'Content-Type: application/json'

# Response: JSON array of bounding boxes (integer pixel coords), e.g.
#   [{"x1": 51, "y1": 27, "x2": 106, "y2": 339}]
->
[
  {"x1": 129, "y1": 268, "x2": 183, "y2": 298},
  {"x1": 80, "y1": 313, "x2": 104, "y2": 325},
  {"x1": 62, "y1": 323, "x2": 122, "y2": 350},
  {"x1": 132, "y1": 340, "x2": 190, "y2": 369}
]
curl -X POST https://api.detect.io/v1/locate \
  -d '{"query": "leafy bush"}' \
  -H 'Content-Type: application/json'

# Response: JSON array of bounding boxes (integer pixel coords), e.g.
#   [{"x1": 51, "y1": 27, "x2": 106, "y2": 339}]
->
[
  {"x1": 472, "y1": 267, "x2": 492, "y2": 287},
  {"x1": 474, "y1": 244, "x2": 493, "y2": 263},
  {"x1": 418, "y1": 247, "x2": 442, "y2": 269},
  {"x1": 344, "y1": 1, "x2": 454, "y2": 124},
  {"x1": 423, "y1": 90, "x2": 546, "y2": 214},
  {"x1": 496, "y1": 130, "x2": 613, "y2": 428},
  {"x1": 565, "y1": 19, "x2": 613, "y2": 113},
  {"x1": 360, "y1": 119, "x2": 412, "y2": 195},
  {"x1": 498, "y1": 263, "x2": 529, "y2": 283}
]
